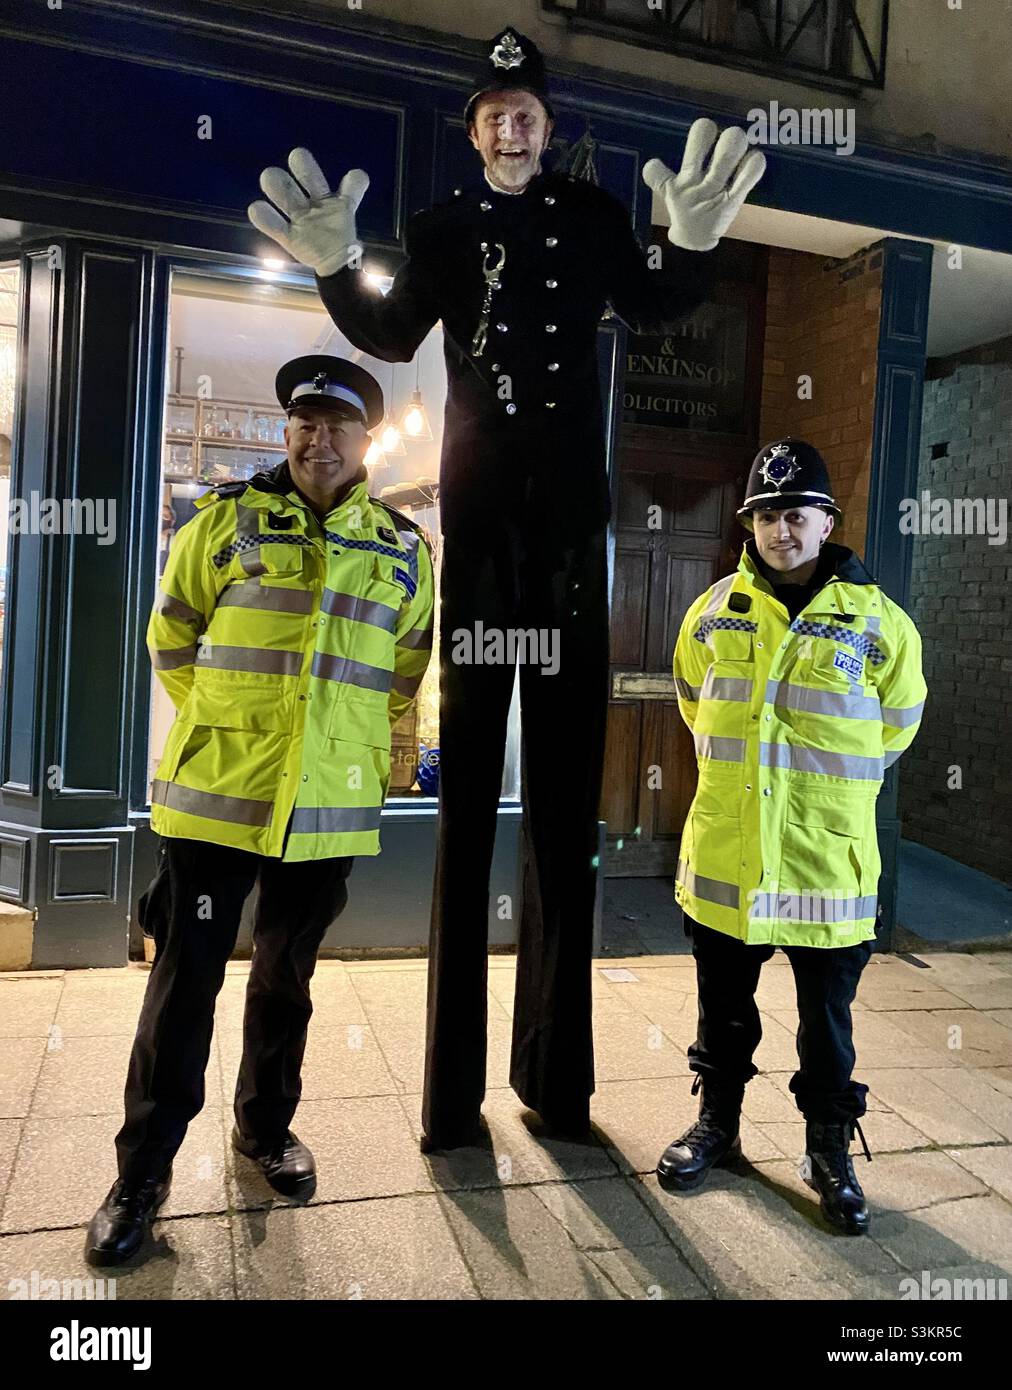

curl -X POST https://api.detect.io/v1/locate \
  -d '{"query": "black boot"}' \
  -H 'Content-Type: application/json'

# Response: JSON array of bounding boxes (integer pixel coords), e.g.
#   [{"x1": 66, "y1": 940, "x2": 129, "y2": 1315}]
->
[
  {"x1": 84, "y1": 1169, "x2": 172, "y2": 1267},
  {"x1": 657, "y1": 1075, "x2": 745, "y2": 1192},
  {"x1": 232, "y1": 1126, "x2": 316, "y2": 1198},
  {"x1": 803, "y1": 1118, "x2": 871, "y2": 1235}
]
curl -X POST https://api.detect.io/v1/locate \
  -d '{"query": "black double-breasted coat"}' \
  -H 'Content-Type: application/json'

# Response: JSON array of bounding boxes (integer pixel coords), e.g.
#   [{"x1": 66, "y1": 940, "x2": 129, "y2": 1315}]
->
[{"x1": 317, "y1": 166, "x2": 714, "y2": 535}]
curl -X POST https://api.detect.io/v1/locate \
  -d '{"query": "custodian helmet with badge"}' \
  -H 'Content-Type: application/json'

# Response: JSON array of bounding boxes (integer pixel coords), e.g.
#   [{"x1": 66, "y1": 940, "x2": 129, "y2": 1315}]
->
[
  {"x1": 275, "y1": 354, "x2": 384, "y2": 430},
  {"x1": 736, "y1": 437, "x2": 842, "y2": 532},
  {"x1": 463, "y1": 27, "x2": 555, "y2": 127}
]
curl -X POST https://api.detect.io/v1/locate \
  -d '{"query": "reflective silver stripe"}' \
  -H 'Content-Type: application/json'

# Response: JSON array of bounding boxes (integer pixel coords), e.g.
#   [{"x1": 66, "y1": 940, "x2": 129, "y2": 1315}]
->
[
  {"x1": 154, "y1": 589, "x2": 202, "y2": 624},
  {"x1": 760, "y1": 743, "x2": 884, "y2": 780},
  {"x1": 392, "y1": 671, "x2": 423, "y2": 698},
  {"x1": 702, "y1": 675, "x2": 752, "y2": 703},
  {"x1": 151, "y1": 779, "x2": 273, "y2": 827},
  {"x1": 884, "y1": 748, "x2": 904, "y2": 768},
  {"x1": 698, "y1": 575, "x2": 737, "y2": 621},
  {"x1": 150, "y1": 643, "x2": 197, "y2": 670},
  {"x1": 311, "y1": 652, "x2": 393, "y2": 692},
  {"x1": 289, "y1": 805, "x2": 382, "y2": 835},
  {"x1": 674, "y1": 678, "x2": 701, "y2": 701},
  {"x1": 881, "y1": 700, "x2": 924, "y2": 729},
  {"x1": 694, "y1": 734, "x2": 746, "y2": 762},
  {"x1": 397, "y1": 626, "x2": 433, "y2": 651},
  {"x1": 236, "y1": 503, "x2": 266, "y2": 576},
  {"x1": 677, "y1": 859, "x2": 740, "y2": 909},
  {"x1": 749, "y1": 892, "x2": 878, "y2": 924},
  {"x1": 195, "y1": 644, "x2": 303, "y2": 675},
  {"x1": 321, "y1": 588, "x2": 398, "y2": 631},
  {"x1": 218, "y1": 582, "x2": 314, "y2": 615},
  {"x1": 765, "y1": 679, "x2": 881, "y2": 721}
]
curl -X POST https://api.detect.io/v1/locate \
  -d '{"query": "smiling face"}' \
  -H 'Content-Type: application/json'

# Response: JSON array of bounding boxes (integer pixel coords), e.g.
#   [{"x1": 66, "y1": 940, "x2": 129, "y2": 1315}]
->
[
  {"x1": 285, "y1": 406, "x2": 369, "y2": 502},
  {"x1": 753, "y1": 504, "x2": 835, "y2": 575},
  {"x1": 467, "y1": 89, "x2": 554, "y2": 192}
]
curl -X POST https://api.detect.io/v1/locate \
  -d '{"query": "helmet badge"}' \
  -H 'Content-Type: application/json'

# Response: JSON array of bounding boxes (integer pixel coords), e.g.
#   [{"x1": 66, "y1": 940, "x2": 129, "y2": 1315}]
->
[
  {"x1": 490, "y1": 31, "x2": 525, "y2": 70},
  {"x1": 759, "y1": 442, "x2": 800, "y2": 491}
]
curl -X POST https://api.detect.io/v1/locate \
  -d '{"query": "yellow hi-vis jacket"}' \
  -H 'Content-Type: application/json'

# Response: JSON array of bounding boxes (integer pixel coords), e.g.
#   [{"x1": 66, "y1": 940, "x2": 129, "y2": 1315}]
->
[
  {"x1": 673, "y1": 540, "x2": 926, "y2": 948},
  {"x1": 147, "y1": 464, "x2": 434, "y2": 861}
]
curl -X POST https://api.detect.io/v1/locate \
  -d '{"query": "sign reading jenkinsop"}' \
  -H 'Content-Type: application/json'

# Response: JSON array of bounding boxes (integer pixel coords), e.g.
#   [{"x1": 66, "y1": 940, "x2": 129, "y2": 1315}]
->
[{"x1": 622, "y1": 302, "x2": 749, "y2": 433}]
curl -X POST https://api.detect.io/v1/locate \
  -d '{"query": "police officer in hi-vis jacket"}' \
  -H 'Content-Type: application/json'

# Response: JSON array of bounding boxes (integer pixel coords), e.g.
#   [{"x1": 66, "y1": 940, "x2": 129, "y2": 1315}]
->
[
  {"x1": 86, "y1": 356, "x2": 434, "y2": 1266},
  {"x1": 658, "y1": 439, "x2": 926, "y2": 1235}
]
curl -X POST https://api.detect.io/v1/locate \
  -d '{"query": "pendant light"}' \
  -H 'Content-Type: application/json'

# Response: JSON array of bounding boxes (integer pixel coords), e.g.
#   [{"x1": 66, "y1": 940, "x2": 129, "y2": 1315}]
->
[
  {"x1": 379, "y1": 363, "x2": 406, "y2": 456},
  {"x1": 399, "y1": 356, "x2": 433, "y2": 442}
]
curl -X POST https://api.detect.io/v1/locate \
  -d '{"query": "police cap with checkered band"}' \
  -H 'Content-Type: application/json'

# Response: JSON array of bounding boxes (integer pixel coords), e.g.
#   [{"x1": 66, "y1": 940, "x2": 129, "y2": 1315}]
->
[
  {"x1": 737, "y1": 437, "x2": 842, "y2": 532},
  {"x1": 275, "y1": 355, "x2": 384, "y2": 431}
]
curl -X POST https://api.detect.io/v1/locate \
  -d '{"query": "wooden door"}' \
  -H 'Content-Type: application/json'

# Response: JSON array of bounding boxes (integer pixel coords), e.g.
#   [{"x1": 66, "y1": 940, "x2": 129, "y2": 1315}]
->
[{"x1": 601, "y1": 239, "x2": 768, "y2": 876}]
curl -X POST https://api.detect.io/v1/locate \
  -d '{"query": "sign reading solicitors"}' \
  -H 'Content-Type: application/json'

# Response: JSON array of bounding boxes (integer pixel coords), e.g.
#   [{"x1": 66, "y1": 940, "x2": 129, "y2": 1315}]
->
[{"x1": 622, "y1": 301, "x2": 748, "y2": 434}]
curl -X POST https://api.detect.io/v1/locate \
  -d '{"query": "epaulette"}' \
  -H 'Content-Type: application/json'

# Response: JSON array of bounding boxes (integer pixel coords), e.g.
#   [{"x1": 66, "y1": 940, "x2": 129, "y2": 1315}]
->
[
  {"x1": 194, "y1": 479, "x2": 249, "y2": 510},
  {"x1": 371, "y1": 497, "x2": 432, "y2": 552}
]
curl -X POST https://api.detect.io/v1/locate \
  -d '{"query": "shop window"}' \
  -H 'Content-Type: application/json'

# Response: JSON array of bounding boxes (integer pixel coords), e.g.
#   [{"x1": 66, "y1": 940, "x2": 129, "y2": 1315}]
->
[
  {"x1": 0, "y1": 262, "x2": 20, "y2": 673},
  {"x1": 148, "y1": 265, "x2": 521, "y2": 807}
]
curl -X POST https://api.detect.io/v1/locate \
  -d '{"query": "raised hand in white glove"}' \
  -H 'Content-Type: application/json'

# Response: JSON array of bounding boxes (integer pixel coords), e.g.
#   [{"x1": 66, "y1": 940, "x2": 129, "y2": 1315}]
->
[
  {"x1": 643, "y1": 118, "x2": 766, "y2": 253},
  {"x1": 247, "y1": 148, "x2": 368, "y2": 278}
]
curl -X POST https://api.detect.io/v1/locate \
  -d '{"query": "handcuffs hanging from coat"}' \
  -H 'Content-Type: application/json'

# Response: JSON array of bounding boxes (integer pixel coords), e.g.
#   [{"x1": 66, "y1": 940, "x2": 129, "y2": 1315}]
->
[{"x1": 471, "y1": 242, "x2": 506, "y2": 359}]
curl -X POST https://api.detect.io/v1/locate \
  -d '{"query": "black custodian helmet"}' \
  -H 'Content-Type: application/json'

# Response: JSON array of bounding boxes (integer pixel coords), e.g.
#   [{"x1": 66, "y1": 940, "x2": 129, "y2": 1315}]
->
[
  {"x1": 464, "y1": 28, "x2": 555, "y2": 127},
  {"x1": 736, "y1": 438, "x2": 842, "y2": 532}
]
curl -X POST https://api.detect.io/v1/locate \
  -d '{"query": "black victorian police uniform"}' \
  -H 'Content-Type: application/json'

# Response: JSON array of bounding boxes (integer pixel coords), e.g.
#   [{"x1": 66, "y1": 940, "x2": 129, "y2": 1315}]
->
[{"x1": 316, "y1": 30, "x2": 715, "y2": 1145}]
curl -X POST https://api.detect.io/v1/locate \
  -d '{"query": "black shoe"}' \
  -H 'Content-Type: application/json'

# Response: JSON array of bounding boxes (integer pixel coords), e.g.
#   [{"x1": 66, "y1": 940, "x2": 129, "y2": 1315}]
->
[
  {"x1": 232, "y1": 1126, "x2": 316, "y2": 1198},
  {"x1": 84, "y1": 1169, "x2": 172, "y2": 1267},
  {"x1": 803, "y1": 1118, "x2": 871, "y2": 1235},
  {"x1": 657, "y1": 1075, "x2": 745, "y2": 1192}
]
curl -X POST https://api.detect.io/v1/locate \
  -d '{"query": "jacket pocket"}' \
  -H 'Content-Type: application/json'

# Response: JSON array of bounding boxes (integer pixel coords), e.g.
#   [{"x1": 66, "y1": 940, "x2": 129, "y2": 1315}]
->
[
  {"x1": 184, "y1": 674, "x2": 295, "y2": 733},
  {"x1": 327, "y1": 689, "x2": 392, "y2": 752}
]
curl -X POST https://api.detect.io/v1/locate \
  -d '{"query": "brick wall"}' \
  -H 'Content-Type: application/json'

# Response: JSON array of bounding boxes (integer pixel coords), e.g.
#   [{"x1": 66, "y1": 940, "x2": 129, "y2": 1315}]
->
[
  {"x1": 898, "y1": 335, "x2": 1012, "y2": 885},
  {"x1": 760, "y1": 245, "x2": 883, "y2": 552}
]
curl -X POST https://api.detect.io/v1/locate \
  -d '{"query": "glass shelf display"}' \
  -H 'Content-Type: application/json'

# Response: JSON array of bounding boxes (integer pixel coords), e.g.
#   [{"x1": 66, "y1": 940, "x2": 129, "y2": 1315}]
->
[{"x1": 162, "y1": 394, "x2": 288, "y2": 481}]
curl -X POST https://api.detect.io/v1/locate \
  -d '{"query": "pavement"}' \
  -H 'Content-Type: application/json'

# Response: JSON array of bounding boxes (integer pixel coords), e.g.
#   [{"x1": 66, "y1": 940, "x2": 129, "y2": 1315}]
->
[{"x1": 1, "y1": 948, "x2": 1012, "y2": 1301}]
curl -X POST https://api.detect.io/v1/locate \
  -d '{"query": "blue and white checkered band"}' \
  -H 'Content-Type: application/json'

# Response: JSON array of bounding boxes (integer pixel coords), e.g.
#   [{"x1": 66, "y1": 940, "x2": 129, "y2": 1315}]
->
[
  {"x1": 491, "y1": 31, "x2": 524, "y2": 69},
  {"x1": 759, "y1": 443, "x2": 800, "y2": 490},
  {"x1": 289, "y1": 380, "x2": 367, "y2": 417}
]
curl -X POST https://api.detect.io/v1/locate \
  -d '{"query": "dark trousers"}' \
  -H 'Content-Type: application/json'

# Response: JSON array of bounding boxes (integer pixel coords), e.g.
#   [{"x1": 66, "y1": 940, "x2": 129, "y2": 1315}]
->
[
  {"x1": 422, "y1": 514, "x2": 610, "y2": 1137},
  {"x1": 116, "y1": 837, "x2": 353, "y2": 1183},
  {"x1": 686, "y1": 917, "x2": 874, "y2": 1124}
]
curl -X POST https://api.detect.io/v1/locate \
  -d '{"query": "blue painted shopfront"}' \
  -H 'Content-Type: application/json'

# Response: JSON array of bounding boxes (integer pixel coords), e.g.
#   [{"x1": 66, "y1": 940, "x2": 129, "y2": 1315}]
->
[{"x1": 0, "y1": 0, "x2": 1008, "y2": 965}]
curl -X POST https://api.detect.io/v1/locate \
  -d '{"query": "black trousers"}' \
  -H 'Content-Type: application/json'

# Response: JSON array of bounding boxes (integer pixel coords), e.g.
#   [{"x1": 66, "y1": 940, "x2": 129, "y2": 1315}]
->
[
  {"x1": 422, "y1": 511, "x2": 610, "y2": 1137},
  {"x1": 116, "y1": 837, "x2": 353, "y2": 1183},
  {"x1": 685, "y1": 916, "x2": 874, "y2": 1124}
]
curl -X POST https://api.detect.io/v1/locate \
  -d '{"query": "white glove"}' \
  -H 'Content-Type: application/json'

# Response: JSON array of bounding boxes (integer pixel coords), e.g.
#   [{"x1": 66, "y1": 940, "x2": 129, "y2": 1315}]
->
[
  {"x1": 643, "y1": 118, "x2": 766, "y2": 253},
  {"x1": 247, "y1": 148, "x2": 368, "y2": 277}
]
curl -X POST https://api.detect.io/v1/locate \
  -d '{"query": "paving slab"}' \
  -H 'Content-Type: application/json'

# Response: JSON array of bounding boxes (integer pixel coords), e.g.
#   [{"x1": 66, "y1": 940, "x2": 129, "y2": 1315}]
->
[
  {"x1": 226, "y1": 1095, "x2": 433, "y2": 1212},
  {"x1": 435, "y1": 1185, "x2": 625, "y2": 1300},
  {"x1": 0, "y1": 977, "x2": 63, "y2": 1038},
  {"x1": 631, "y1": 1170, "x2": 900, "y2": 1300},
  {"x1": 880, "y1": 1008, "x2": 1012, "y2": 1068},
  {"x1": 232, "y1": 1194, "x2": 476, "y2": 1300},
  {"x1": 51, "y1": 973, "x2": 148, "y2": 1037},
  {"x1": 873, "y1": 1195, "x2": 1012, "y2": 1276},
  {"x1": 0, "y1": 1215, "x2": 235, "y2": 1300},
  {"x1": 1, "y1": 1107, "x2": 228, "y2": 1233},
  {"x1": 945, "y1": 1145, "x2": 1012, "y2": 1204},
  {"x1": 862, "y1": 1070, "x2": 1003, "y2": 1146},
  {"x1": 217, "y1": 1023, "x2": 397, "y2": 1106},
  {"x1": 0, "y1": 1038, "x2": 45, "y2": 1119}
]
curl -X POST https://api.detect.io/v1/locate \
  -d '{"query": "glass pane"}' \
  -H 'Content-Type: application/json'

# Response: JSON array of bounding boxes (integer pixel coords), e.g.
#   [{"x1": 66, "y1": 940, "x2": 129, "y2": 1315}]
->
[
  {"x1": 148, "y1": 264, "x2": 521, "y2": 808},
  {"x1": 0, "y1": 262, "x2": 20, "y2": 678}
]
